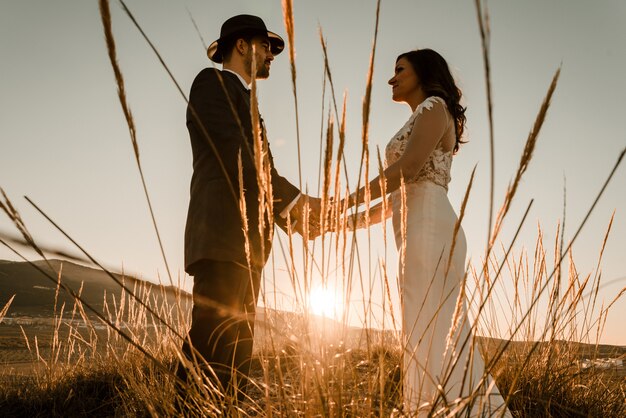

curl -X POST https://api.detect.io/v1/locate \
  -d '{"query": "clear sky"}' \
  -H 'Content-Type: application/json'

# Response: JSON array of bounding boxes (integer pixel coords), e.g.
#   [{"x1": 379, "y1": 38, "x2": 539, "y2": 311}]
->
[{"x1": 1, "y1": 1, "x2": 624, "y2": 345}]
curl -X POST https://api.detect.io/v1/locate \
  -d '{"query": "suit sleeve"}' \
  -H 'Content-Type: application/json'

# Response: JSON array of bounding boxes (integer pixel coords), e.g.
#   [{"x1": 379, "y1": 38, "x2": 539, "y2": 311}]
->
[{"x1": 267, "y1": 146, "x2": 300, "y2": 228}]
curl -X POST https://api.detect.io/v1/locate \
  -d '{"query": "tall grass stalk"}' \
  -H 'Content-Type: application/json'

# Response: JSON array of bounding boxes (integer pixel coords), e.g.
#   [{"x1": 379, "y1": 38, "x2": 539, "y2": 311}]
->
[
  {"x1": 281, "y1": 0, "x2": 303, "y2": 190},
  {"x1": 24, "y1": 196, "x2": 184, "y2": 341},
  {"x1": 473, "y1": 0, "x2": 497, "y2": 251},
  {"x1": 0, "y1": 235, "x2": 175, "y2": 380},
  {"x1": 2, "y1": 3, "x2": 625, "y2": 418},
  {"x1": 98, "y1": 0, "x2": 173, "y2": 287}
]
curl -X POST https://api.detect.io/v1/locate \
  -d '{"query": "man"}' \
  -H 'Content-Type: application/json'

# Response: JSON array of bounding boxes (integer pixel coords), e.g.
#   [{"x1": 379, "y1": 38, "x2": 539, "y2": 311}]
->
[{"x1": 179, "y1": 14, "x2": 319, "y2": 398}]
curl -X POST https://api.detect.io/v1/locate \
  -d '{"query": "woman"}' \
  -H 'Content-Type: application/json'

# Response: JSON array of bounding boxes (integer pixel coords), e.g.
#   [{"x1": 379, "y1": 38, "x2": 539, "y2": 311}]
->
[{"x1": 342, "y1": 49, "x2": 511, "y2": 417}]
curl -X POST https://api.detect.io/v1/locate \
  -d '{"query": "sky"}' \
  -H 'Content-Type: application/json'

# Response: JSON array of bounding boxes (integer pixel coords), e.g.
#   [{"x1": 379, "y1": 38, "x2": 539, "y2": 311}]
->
[{"x1": 1, "y1": 1, "x2": 625, "y2": 345}]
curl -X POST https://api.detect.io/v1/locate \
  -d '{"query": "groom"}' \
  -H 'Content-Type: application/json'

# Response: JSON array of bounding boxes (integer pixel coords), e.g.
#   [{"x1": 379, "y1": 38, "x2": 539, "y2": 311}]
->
[{"x1": 180, "y1": 14, "x2": 319, "y2": 395}]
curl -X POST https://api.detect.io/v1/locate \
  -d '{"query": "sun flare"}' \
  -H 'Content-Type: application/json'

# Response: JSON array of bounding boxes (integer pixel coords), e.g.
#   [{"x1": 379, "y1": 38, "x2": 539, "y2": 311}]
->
[{"x1": 308, "y1": 286, "x2": 343, "y2": 320}]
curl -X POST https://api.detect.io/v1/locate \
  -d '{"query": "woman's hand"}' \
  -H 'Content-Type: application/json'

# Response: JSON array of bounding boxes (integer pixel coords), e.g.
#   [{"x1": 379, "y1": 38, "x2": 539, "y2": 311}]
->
[{"x1": 340, "y1": 201, "x2": 392, "y2": 231}]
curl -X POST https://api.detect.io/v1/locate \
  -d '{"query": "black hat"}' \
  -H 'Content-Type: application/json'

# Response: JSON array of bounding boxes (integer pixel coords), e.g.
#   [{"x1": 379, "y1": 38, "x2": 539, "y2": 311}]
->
[{"x1": 207, "y1": 14, "x2": 285, "y2": 63}]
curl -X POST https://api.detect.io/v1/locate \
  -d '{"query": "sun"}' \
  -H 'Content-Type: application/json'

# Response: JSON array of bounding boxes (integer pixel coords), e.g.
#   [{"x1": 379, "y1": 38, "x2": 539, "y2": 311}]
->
[{"x1": 308, "y1": 285, "x2": 343, "y2": 319}]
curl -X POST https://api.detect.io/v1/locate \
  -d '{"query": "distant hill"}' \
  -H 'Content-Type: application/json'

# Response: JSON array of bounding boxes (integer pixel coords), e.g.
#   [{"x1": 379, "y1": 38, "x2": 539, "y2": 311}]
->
[
  {"x1": 0, "y1": 259, "x2": 392, "y2": 349},
  {"x1": 0, "y1": 259, "x2": 189, "y2": 318},
  {"x1": 478, "y1": 337, "x2": 626, "y2": 361},
  {"x1": 1, "y1": 259, "x2": 621, "y2": 356}
]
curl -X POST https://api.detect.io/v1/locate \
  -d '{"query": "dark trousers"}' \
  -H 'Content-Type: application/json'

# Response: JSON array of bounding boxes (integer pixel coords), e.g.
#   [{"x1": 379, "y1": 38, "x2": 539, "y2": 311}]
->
[{"x1": 178, "y1": 259, "x2": 261, "y2": 397}]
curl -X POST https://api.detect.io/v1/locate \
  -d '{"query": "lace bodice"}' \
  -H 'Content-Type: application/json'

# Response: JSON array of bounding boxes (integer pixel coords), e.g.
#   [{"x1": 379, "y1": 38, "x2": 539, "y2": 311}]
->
[{"x1": 384, "y1": 96, "x2": 453, "y2": 191}]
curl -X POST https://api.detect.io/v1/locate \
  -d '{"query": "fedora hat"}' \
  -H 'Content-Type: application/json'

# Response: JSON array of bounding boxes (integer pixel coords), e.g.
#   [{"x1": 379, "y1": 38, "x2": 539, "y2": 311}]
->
[{"x1": 207, "y1": 14, "x2": 285, "y2": 63}]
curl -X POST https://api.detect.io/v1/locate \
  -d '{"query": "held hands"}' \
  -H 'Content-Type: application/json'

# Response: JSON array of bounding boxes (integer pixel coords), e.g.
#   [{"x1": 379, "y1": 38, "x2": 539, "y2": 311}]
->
[
  {"x1": 288, "y1": 195, "x2": 321, "y2": 240},
  {"x1": 289, "y1": 192, "x2": 370, "y2": 239},
  {"x1": 288, "y1": 195, "x2": 335, "y2": 240}
]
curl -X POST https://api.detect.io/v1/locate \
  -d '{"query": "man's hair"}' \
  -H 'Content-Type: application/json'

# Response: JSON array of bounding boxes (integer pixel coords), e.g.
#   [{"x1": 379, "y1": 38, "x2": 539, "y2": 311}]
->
[{"x1": 219, "y1": 30, "x2": 262, "y2": 63}]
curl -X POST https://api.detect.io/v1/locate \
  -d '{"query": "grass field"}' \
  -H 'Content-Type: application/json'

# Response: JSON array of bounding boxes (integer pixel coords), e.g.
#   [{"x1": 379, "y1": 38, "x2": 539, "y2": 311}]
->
[
  {"x1": 1, "y1": 0, "x2": 625, "y2": 416},
  {"x1": 1, "y1": 300, "x2": 624, "y2": 417}
]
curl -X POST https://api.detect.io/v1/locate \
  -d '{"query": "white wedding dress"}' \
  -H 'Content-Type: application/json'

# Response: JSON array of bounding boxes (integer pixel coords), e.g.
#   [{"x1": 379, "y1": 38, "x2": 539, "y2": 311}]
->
[{"x1": 385, "y1": 97, "x2": 512, "y2": 417}]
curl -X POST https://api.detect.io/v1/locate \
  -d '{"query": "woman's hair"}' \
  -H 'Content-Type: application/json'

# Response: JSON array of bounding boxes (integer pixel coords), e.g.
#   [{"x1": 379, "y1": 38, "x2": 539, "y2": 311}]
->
[{"x1": 397, "y1": 49, "x2": 467, "y2": 152}]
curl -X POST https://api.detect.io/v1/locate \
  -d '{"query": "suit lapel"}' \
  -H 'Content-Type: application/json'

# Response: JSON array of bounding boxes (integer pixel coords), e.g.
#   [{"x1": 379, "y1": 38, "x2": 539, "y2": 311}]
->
[
  {"x1": 220, "y1": 69, "x2": 268, "y2": 145},
  {"x1": 220, "y1": 70, "x2": 251, "y2": 109}
]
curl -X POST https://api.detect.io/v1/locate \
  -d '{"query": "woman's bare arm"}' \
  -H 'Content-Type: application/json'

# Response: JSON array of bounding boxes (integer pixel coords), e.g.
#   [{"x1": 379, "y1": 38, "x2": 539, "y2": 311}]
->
[
  {"x1": 345, "y1": 99, "x2": 449, "y2": 208},
  {"x1": 345, "y1": 200, "x2": 393, "y2": 230}
]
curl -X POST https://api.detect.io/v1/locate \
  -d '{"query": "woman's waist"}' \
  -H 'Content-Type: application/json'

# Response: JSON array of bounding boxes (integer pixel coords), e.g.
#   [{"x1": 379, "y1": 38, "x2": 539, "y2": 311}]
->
[
  {"x1": 390, "y1": 182, "x2": 455, "y2": 216},
  {"x1": 390, "y1": 180, "x2": 448, "y2": 200}
]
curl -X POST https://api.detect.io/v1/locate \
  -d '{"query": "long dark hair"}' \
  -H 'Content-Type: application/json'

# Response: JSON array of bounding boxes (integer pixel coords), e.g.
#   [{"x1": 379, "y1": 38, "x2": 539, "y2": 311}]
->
[{"x1": 397, "y1": 49, "x2": 467, "y2": 152}]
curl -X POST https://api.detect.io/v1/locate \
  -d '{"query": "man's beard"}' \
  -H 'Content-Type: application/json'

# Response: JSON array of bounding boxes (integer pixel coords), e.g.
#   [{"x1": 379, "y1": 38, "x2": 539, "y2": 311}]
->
[
  {"x1": 256, "y1": 62, "x2": 269, "y2": 79},
  {"x1": 244, "y1": 53, "x2": 269, "y2": 79}
]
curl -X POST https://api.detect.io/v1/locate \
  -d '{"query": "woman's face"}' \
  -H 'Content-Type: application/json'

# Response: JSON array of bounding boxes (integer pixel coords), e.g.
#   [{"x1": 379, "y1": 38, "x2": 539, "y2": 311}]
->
[{"x1": 388, "y1": 57, "x2": 420, "y2": 103}]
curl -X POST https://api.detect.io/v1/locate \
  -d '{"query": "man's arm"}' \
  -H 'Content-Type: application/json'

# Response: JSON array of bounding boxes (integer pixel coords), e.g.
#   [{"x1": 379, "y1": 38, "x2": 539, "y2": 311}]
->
[
  {"x1": 279, "y1": 194, "x2": 323, "y2": 239},
  {"x1": 266, "y1": 145, "x2": 300, "y2": 228},
  {"x1": 271, "y1": 177, "x2": 323, "y2": 239},
  {"x1": 279, "y1": 194, "x2": 301, "y2": 218}
]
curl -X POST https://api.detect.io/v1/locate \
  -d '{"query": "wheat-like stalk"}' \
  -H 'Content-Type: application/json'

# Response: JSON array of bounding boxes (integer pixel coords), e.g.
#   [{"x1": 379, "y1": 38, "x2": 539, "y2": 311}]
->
[
  {"x1": 474, "y1": 0, "x2": 496, "y2": 248},
  {"x1": 98, "y1": 0, "x2": 175, "y2": 288},
  {"x1": 281, "y1": 0, "x2": 302, "y2": 189},
  {"x1": 3, "y1": 3, "x2": 626, "y2": 417},
  {"x1": 0, "y1": 295, "x2": 15, "y2": 322},
  {"x1": 489, "y1": 67, "x2": 561, "y2": 249}
]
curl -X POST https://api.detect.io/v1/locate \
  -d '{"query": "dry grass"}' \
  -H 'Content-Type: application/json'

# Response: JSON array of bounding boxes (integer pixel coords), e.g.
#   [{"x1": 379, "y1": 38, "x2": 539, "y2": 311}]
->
[
  {"x1": 1, "y1": 1, "x2": 625, "y2": 417},
  {"x1": 0, "y1": 274, "x2": 623, "y2": 417}
]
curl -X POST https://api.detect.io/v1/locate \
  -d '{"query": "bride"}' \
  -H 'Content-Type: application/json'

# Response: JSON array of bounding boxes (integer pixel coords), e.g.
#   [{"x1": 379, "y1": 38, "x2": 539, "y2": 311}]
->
[{"x1": 341, "y1": 49, "x2": 512, "y2": 417}]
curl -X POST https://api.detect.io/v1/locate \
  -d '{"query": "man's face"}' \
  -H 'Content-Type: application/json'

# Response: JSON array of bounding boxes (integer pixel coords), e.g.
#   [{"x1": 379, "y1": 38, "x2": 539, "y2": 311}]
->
[{"x1": 243, "y1": 36, "x2": 274, "y2": 79}]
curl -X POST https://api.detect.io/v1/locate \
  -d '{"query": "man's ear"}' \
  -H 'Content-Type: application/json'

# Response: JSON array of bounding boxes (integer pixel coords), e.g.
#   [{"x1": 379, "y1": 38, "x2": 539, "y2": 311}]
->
[{"x1": 235, "y1": 38, "x2": 248, "y2": 56}]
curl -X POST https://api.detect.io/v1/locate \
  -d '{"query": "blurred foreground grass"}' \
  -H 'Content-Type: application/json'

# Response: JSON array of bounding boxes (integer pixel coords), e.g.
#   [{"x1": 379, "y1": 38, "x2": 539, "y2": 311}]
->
[{"x1": 1, "y1": 315, "x2": 624, "y2": 417}]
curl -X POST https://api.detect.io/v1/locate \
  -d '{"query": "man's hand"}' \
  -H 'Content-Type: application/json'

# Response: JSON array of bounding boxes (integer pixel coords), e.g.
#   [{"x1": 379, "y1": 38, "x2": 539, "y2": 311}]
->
[
  {"x1": 289, "y1": 195, "x2": 322, "y2": 240},
  {"x1": 306, "y1": 196, "x2": 322, "y2": 239}
]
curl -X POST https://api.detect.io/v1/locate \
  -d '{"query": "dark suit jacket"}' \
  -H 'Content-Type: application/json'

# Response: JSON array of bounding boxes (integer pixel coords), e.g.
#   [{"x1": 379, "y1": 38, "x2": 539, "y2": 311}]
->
[{"x1": 184, "y1": 68, "x2": 299, "y2": 274}]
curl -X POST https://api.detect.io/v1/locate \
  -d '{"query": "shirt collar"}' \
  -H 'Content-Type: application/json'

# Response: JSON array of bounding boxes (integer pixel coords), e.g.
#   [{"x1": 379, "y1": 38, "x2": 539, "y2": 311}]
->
[{"x1": 223, "y1": 68, "x2": 250, "y2": 90}]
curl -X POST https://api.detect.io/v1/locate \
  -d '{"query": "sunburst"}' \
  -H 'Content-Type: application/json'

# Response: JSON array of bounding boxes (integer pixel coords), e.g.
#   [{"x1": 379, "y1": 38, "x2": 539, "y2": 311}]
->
[{"x1": 308, "y1": 285, "x2": 343, "y2": 320}]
